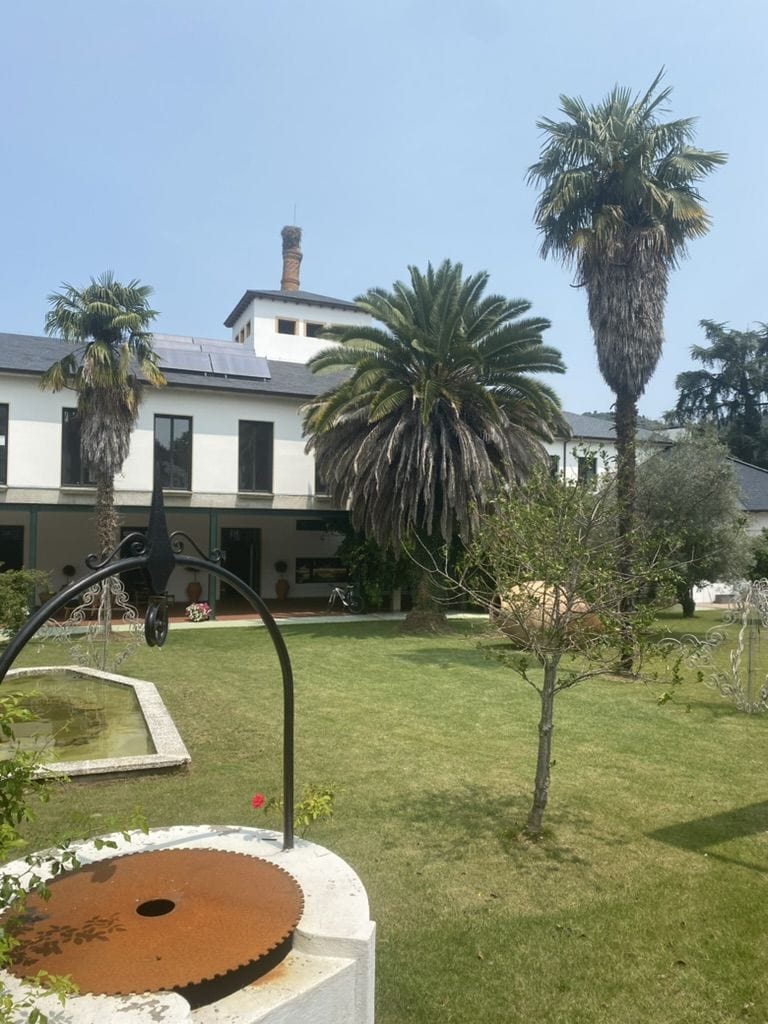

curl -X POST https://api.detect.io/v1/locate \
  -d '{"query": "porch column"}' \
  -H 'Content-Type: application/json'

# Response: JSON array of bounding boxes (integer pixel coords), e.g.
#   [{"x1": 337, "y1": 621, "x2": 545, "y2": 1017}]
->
[
  {"x1": 208, "y1": 510, "x2": 219, "y2": 619},
  {"x1": 27, "y1": 509, "x2": 38, "y2": 568}
]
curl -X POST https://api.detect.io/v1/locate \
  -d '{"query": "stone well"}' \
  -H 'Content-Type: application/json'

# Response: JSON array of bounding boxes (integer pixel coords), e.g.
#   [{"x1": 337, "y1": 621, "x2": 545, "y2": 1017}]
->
[{"x1": 1, "y1": 825, "x2": 375, "y2": 1024}]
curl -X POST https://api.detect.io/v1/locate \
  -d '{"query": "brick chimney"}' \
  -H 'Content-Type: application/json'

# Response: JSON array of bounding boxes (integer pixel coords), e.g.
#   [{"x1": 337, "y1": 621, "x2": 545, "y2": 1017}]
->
[{"x1": 280, "y1": 226, "x2": 302, "y2": 291}]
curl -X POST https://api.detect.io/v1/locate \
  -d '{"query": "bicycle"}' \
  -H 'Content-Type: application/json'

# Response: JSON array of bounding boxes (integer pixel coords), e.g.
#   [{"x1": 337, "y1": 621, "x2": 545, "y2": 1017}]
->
[{"x1": 328, "y1": 583, "x2": 365, "y2": 614}]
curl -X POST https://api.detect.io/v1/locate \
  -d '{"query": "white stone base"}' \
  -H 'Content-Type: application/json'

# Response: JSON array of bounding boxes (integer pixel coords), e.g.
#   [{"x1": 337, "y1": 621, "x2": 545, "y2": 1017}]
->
[{"x1": 2, "y1": 826, "x2": 375, "y2": 1024}]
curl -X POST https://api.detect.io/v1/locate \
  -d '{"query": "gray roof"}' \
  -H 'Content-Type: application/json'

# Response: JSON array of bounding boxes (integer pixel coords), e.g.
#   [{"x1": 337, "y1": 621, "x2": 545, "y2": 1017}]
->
[
  {"x1": 0, "y1": 331, "x2": 344, "y2": 399},
  {"x1": 730, "y1": 458, "x2": 768, "y2": 512},
  {"x1": 562, "y1": 411, "x2": 658, "y2": 442},
  {"x1": 224, "y1": 289, "x2": 359, "y2": 327},
  {"x1": 0, "y1": 333, "x2": 680, "y2": 427}
]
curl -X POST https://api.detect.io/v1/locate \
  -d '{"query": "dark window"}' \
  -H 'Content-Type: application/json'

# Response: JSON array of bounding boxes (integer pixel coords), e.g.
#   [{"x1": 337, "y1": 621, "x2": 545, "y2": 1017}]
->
[
  {"x1": 577, "y1": 456, "x2": 597, "y2": 486},
  {"x1": 296, "y1": 519, "x2": 326, "y2": 531},
  {"x1": 155, "y1": 415, "x2": 192, "y2": 490},
  {"x1": 61, "y1": 408, "x2": 96, "y2": 486},
  {"x1": 238, "y1": 421, "x2": 273, "y2": 492},
  {"x1": 314, "y1": 461, "x2": 329, "y2": 496},
  {"x1": 305, "y1": 322, "x2": 325, "y2": 338},
  {"x1": 277, "y1": 319, "x2": 297, "y2": 335},
  {"x1": 549, "y1": 454, "x2": 560, "y2": 479},
  {"x1": 0, "y1": 404, "x2": 7, "y2": 485},
  {"x1": 0, "y1": 525, "x2": 23, "y2": 570},
  {"x1": 295, "y1": 557, "x2": 348, "y2": 584}
]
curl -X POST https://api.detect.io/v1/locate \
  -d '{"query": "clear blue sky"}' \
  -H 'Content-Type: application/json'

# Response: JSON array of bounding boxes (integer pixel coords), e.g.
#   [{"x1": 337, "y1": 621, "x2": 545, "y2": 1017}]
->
[{"x1": 2, "y1": 1, "x2": 765, "y2": 418}]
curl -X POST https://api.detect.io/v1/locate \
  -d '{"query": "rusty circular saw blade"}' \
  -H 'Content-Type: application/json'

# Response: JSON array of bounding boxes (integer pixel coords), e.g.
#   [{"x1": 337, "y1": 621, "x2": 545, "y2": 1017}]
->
[{"x1": 7, "y1": 848, "x2": 304, "y2": 996}]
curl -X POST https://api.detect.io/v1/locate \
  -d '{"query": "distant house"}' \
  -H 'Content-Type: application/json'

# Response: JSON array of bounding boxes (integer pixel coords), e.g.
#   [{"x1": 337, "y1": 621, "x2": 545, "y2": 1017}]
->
[
  {"x1": 728, "y1": 459, "x2": 768, "y2": 535},
  {"x1": 545, "y1": 412, "x2": 661, "y2": 484}
]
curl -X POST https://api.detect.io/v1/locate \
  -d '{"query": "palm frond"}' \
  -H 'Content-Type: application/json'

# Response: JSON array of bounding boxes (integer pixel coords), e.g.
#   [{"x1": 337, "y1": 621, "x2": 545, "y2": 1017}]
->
[{"x1": 305, "y1": 261, "x2": 565, "y2": 547}]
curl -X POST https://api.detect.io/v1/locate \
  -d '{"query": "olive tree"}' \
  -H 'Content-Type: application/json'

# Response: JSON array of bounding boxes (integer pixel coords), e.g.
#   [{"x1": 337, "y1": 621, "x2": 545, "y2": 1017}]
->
[
  {"x1": 444, "y1": 469, "x2": 673, "y2": 837},
  {"x1": 635, "y1": 433, "x2": 751, "y2": 615}
]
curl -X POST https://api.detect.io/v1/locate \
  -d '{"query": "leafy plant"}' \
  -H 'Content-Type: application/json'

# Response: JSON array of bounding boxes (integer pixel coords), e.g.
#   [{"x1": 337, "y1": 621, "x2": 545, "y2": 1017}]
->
[
  {"x1": 0, "y1": 570, "x2": 50, "y2": 640},
  {"x1": 252, "y1": 784, "x2": 335, "y2": 837},
  {"x1": 448, "y1": 467, "x2": 676, "y2": 836}
]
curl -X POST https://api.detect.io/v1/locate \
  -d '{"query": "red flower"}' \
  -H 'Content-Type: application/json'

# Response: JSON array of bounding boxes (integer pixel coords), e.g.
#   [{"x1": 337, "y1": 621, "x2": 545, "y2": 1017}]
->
[{"x1": 251, "y1": 793, "x2": 265, "y2": 809}]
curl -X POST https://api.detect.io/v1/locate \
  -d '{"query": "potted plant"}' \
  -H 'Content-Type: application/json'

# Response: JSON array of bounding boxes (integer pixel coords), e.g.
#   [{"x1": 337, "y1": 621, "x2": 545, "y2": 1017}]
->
[
  {"x1": 186, "y1": 567, "x2": 203, "y2": 603},
  {"x1": 274, "y1": 560, "x2": 290, "y2": 601}
]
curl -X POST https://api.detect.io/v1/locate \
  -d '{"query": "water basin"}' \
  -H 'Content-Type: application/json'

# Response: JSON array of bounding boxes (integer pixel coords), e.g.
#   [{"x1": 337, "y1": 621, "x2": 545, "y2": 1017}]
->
[
  {"x1": 1, "y1": 672, "x2": 154, "y2": 762},
  {"x1": 1, "y1": 666, "x2": 190, "y2": 778}
]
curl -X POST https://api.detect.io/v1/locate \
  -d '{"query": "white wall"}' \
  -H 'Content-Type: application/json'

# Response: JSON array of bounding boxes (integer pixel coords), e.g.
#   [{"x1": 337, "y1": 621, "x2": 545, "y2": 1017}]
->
[
  {"x1": 232, "y1": 296, "x2": 370, "y2": 364},
  {"x1": 2, "y1": 374, "x2": 324, "y2": 501},
  {"x1": 3, "y1": 377, "x2": 70, "y2": 491},
  {"x1": 543, "y1": 438, "x2": 620, "y2": 481}
]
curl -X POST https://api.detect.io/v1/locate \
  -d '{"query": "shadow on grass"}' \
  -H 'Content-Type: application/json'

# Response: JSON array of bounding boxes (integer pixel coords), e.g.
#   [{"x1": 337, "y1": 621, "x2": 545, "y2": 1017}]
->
[
  {"x1": 280, "y1": 622, "x2": 401, "y2": 642},
  {"x1": 685, "y1": 698, "x2": 767, "y2": 720},
  {"x1": 393, "y1": 647, "x2": 503, "y2": 669},
  {"x1": 404, "y1": 782, "x2": 592, "y2": 866},
  {"x1": 649, "y1": 798, "x2": 768, "y2": 872}
]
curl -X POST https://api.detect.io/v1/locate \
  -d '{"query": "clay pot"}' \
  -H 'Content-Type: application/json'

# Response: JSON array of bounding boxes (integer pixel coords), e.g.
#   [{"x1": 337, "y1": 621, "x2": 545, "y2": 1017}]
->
[
  {"x1": 491, "y1": 581, "x2": 602, "y2": 645},
  {"x1": 275, "y1": 577, "x2": 290, "y2": 601},
  {"x1": 187, "y1": 580, "x2": 203, "y2": 603}
]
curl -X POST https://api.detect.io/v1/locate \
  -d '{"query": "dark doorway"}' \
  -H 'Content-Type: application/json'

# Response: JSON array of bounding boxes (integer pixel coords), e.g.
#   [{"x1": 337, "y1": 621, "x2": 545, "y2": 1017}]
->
[
  {"x1": 220, "y1": 527, "x2": 261, "y2": 598},
  {"x1": 0, "y1": 525, "x2": 23, "y2": 571}
]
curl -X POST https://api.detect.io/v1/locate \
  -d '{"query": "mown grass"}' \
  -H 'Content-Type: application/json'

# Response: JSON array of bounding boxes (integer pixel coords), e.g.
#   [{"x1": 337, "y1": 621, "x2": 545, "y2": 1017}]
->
[{"x1": 6, "y1": 611, "x2": 768, "y2": 1023}]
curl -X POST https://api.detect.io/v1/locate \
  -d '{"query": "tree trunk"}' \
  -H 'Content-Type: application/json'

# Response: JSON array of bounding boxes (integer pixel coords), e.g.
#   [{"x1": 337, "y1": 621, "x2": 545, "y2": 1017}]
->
[
  {"x1": 615, "y1": 390, "x2": 637, "y2": 673},
  {"x1": 399, "y1": 543, "x2": 448, "y2": 635},
  {"x1": 95, "y1": 473, "x2": 118, "y2": 558},
  {"x1": 525, "y1": 662, "x2": 557, "y2": 838},
  {"x1": 677, "y1": 583, "x2": 696, "y2": 617},
  {"x1": 95, "y1": 472, "x2": 118, "y2": 642}
]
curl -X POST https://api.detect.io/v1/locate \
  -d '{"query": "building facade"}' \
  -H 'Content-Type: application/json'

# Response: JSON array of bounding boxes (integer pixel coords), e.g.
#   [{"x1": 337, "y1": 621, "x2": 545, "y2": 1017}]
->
[
  {"x1": 0, "y1": 227, "x2": 679, "y2": 611},
  {"x1": 0, "y1": 229, "x2": 372, "y2": 609}
]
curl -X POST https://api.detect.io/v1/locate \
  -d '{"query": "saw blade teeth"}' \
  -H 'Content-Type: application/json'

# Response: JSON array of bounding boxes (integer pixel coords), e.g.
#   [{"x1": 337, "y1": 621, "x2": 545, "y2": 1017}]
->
[{"x1": 6, "y1": 847, "x2": 304, "y2": 997}]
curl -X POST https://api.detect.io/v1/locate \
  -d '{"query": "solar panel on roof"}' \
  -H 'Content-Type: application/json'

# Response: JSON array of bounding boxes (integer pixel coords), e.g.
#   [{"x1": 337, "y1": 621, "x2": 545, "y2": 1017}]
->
[
  {"x1": 209, "y1": 352, "x2": 271, "y2": 380},
  {"x1": 155, "y1": 348, "x2": 213, "y2": 373}
]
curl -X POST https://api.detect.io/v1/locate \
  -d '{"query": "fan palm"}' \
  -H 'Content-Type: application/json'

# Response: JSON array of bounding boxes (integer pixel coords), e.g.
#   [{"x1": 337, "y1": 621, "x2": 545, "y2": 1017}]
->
[
  {"x1": 42, "y1": 272, "x2": 165, "y2": 556},
  {"x1": 303, "y1": 260, "x2": 566, "y2": 558},
  {"x1": 528, "y1": 71, "x2": 726, "y2": 633}
]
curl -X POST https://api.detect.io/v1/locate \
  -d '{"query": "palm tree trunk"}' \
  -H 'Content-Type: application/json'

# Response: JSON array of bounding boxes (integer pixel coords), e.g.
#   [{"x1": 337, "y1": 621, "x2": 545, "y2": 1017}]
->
[
  {"x1": 525, "y1": 661, "x2": 557, "y2": 837},
  {"x1": 95, "y1": 472, "x2": 118, "y2": 559},
  {"x1": 399, "y1": 535, "x2": 448, "y2": 634},
  {"x1": 615, "y1": 390, "x2": 637, "y2": 672}
]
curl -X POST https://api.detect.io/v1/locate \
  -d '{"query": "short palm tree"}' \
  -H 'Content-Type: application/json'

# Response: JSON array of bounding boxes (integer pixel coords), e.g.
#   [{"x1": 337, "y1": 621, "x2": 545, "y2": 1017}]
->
[
  {"x1": 528, "y1": 72, "x2": 726, "y2": 636},
  {"x1": 43, "y1": 272, "x2": 165, "y2": 556},
  {"x1": 303, "y1": 260, "x2": 566, "y2": 565}
]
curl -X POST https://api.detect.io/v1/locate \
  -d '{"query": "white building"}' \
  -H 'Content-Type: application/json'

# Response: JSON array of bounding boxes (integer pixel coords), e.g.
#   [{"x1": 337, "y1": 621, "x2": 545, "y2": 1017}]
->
[
  {"x1": 0, "y1": 229, "x2": 372, "y2": 611},
  {"x1": 0, "y1": 226, "x2": 700, "y2": 611}
]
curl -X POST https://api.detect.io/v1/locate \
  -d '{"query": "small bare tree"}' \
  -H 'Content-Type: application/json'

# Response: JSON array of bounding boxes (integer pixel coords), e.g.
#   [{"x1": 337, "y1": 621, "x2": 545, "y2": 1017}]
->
[{"x1": 443, "y1": 468, "x2": 673, "y2": 838}]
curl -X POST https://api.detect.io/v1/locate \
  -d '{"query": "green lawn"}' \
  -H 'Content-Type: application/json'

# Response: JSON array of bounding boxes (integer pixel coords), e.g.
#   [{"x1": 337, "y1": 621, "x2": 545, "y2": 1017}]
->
[{"x1": 7, "y1": 612, "x2": 768, "y2": 1023}]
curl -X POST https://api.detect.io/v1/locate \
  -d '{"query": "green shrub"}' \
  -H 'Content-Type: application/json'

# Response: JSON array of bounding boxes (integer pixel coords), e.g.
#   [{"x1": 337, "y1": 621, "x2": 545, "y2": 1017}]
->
[{"x1": 0, "y1": 569, "x2": 49, "y2": 639}]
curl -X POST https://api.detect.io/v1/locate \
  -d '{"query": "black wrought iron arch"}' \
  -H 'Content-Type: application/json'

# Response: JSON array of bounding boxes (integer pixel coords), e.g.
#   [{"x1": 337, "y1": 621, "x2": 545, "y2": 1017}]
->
[{"x1": 0, "y1": 486, "x2": 295, "y2": 849}]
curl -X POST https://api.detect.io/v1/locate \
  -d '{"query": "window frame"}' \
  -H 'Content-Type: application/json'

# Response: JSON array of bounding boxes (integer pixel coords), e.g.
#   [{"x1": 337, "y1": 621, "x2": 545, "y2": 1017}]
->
[
  {"x1": 304, "y1": 321, "x2": 326, "y2": 338},
  {"x1": 154, "y1": 413, "x2": 193, "y2": 491},
  {"x1": 276, "y1": 318, "x2": 298, "y2": 336},
  {"x1": 61, "y1": 407, "x2": 96, "y2": 487},
  {"x1": 577, "y1": 455, "x2": 598, "y2": 486},
  {"x1": 238, "y1": 419, "x2": 274, "y2": 494}
]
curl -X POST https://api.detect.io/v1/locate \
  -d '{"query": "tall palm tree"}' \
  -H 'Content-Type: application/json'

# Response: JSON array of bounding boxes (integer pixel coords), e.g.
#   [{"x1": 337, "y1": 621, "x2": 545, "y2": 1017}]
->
[
  {"x1": 528, "y1": 72, "x2": 725, "y2": 646},
  {"x1": 303, "y1": 260, "x2": 566, "y2": 568},
  {"x1": 42, "y1": 272, "x2": 165, "y2": 556}
]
